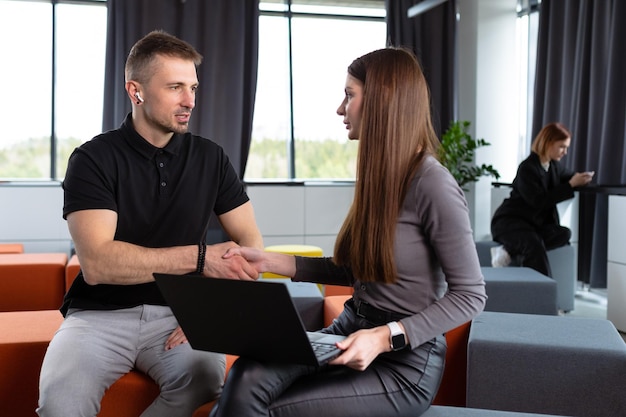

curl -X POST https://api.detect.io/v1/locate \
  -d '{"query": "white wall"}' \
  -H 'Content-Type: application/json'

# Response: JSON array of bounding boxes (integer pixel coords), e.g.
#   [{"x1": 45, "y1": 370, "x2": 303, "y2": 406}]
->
[
  {"x1": 246, "y1": 183, "x2": 354, "y2": 256},
  {"x1": 0, "y1": 182, "x2": 354, "y2": 257},
  {"x1": 0, "y1": 182, "x2": 72, "y2": 255},
  {"x1": 457, "y1": 0, "x2": 520, "y2": 240},
  {"x1": 0, "y1": 180, "x2": 579, "y2": 260},
  {"x1": 607, "y1": 196, "x2": 626, "y2": 331}
]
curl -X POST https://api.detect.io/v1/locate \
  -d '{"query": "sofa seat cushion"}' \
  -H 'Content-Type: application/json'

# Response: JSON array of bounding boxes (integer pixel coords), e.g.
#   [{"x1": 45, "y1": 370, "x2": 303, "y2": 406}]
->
[{"x1": 0, "y1": 253, "x2": 67, "y2": 311}]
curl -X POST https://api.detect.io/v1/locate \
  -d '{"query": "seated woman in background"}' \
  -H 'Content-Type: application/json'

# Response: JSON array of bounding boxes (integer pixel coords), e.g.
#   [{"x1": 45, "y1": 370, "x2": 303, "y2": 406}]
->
[
  {"x1": 210, "y1": 47, "x2": 487, "y2": 417},
  {"x1": 490, "y1": 122, "x2": 594, "y2": 277}
]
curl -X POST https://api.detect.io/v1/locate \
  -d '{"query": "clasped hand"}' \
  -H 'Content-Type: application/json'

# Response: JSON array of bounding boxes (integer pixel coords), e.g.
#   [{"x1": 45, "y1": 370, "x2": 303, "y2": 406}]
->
[
  {"x1": 570, "y1": 171, "x2": 594, "y2": 187},
  {"x1": 204, "y1": 241, "x2": 260, "y2": 280}
]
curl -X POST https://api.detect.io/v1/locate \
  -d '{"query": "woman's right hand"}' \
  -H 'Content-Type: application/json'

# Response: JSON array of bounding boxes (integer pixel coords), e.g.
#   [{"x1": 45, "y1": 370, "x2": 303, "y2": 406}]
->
[
  {"x1": 222, "y1": 247, "x2": 268, "y2": 272},
  {"x1": 205, "y1": 242, "x2": 260, "y2": 280},
  {"x1": 223, "y1": 247, "x2": 297, "y2": 278},
  {"x1": 328, "y1": 326, "x2": 391, "y2": 371}
]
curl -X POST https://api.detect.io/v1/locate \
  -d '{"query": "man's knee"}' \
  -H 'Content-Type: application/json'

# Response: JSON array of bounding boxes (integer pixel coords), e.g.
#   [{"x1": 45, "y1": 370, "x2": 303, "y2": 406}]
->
[
  {"x1": 38, "y1": 368, "x2": 107, "y2": 417},
  {"x1": 38, "y1": 326, "x2": 132, "y2": 416},
  {"x1": 153, "y1": 348, "x2": 226, "y2": 401}
]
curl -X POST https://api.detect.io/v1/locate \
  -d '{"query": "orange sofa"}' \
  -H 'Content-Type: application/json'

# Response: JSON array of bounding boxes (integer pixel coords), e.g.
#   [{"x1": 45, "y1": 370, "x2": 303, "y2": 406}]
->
[
  {"x1": 0, "y1": 253, "x2": 469, "y2": 417},
  {"x1": 0, "y1": 310, "x2": 64, "y2": 417},
  {"x1": 0, "y1": 253, "x2": 67, "y2": 312},
  {"x1": 0, "y1": 307, "x2": 238, "y2": 417},
  {"x1": 1, "y1": 295, "x2": 470, "y2": 417}
]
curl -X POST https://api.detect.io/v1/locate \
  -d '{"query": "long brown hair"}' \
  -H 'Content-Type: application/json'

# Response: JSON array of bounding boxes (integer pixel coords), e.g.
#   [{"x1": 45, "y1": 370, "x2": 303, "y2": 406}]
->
[{"x1": 333, "y1": 47, "x2": 439, "y2": 284}]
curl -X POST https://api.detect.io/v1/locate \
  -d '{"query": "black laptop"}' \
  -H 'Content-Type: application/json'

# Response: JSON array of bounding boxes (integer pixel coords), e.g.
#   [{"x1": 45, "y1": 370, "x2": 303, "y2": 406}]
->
[{"x1": 153, "y1": 273, "x2": 346, "y2": 367}]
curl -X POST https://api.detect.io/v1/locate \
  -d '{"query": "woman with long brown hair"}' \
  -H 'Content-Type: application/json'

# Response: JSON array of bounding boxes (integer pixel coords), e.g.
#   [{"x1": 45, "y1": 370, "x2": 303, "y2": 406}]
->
[{"x1": 212, "y1": 47, "x2": 487, "y2": 417}]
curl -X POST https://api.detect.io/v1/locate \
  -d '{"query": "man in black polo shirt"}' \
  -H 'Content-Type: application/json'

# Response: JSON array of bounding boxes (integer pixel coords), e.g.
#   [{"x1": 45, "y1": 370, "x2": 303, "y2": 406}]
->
[{"x1": 37, "y1": 30, "x2": 263, "y2": 417}]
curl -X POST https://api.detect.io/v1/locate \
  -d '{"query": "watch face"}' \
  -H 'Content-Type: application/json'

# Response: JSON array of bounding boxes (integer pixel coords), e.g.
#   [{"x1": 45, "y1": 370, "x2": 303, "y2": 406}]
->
[{"x1": 391, "y1": 333, "x2": 406, "y2": 350}]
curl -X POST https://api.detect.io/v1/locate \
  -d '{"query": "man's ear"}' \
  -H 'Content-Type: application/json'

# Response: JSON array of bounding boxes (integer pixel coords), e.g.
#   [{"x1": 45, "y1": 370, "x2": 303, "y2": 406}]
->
[{"x1": 126, "y1": 81, "x2": 142, "y2": 104}]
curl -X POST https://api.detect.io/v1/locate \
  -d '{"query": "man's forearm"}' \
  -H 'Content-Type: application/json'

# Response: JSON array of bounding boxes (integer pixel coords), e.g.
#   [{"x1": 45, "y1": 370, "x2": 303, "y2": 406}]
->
[{"x1": 77, "y1": 242, "x2": 197, "y2": 285}]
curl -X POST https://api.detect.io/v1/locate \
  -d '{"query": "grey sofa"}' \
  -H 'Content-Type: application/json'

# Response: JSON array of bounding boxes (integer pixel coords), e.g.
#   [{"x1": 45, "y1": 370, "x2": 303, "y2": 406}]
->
[
  {"x1": 466, "y1": 311, "x2": 626, "y2": 417},
  {"x1": 481, "y1": 266, "x2": 557, "y2": 315},
  {"x1": 475, "y1": 240, "x2": 576, "y2": 312},
  {"x1": 422, "y1": 406, "x2": 573, "y2": 417}
]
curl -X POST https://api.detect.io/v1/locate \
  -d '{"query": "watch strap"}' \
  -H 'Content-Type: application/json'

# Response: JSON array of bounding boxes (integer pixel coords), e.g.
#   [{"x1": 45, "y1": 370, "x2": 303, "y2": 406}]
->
[{"x1": 386, "y1": 321, "x2": 405, "y2": 350}]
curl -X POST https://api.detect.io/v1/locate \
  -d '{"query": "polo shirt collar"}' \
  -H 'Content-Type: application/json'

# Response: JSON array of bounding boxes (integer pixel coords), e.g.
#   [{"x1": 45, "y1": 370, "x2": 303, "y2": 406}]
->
[{"x1": 120, "y1": 113, "x2": 184, "y2": 160}]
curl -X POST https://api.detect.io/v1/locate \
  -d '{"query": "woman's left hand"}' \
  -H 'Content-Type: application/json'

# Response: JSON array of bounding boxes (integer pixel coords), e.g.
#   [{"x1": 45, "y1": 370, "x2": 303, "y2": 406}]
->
[{"x1": 328, "y1": 326, "x2": 390, "y2": 371}]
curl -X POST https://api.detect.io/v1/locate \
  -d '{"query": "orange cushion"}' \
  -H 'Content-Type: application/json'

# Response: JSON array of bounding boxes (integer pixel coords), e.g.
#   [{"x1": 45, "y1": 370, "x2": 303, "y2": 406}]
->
[
  {"x1": 324, "y1": 284, "x2": 354, "y2": 297},
  {"x1": 0, "y1": 243, "x2": 24, "y2": 254},
  {"x1": 323, "y1": 295, "x2": 350, "y2": 327},
  {"x1": 65, "y1": 254, "x2": 81, "y2": 291},
  {"x1": 0, "y1": 253, "x2": 67, "y2": 311},
  {"x1": 0, "y1": 310, "x2": 64, "y2": 417},
  {"x1": 432, "y1": 321, "x2": 471, "y2": 407},
  {"x1": 0, "y1": 308, "x2": 238, "y2": 417},
  {"x1": 98, "y1": 371, "x2": 160, "y2": 417}
]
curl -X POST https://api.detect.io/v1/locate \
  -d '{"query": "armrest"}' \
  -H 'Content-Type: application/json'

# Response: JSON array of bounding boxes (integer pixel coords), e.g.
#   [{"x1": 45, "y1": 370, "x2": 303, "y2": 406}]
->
[{"x1": 323, "y1": 295, "x2": 350, "y2": 327}]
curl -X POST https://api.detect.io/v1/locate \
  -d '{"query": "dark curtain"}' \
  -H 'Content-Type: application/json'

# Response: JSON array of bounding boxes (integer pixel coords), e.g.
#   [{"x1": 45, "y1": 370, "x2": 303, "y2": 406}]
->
[
  {"x1": 102, "y1": 0, "x2": 259, "y2": 243},
  {"x1": 532, "y1": 0, "x2": 626, "y2": 288},
  {"x1": 385, "y1": 0, "x2": 457, "y2": 137},
  {"x1": 102, "y1": 0, "x2": 259, "y2": 179}
]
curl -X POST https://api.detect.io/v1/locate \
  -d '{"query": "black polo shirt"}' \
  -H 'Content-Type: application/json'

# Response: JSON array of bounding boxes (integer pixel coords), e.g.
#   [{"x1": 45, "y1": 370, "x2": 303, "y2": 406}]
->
[{"x1": 60, "y1": 113, "x2": 249, "y2": 315}]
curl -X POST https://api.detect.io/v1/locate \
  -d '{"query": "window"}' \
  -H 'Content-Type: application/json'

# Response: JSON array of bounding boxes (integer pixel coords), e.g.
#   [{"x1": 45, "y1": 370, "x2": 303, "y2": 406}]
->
[
  {"x1": 516, "y1": 0, "x2": 540, "y2": 157},
  {"x1": 0, "y1": 0, "x2": 384, "y2": 182},
  {"x1": 55, "y1": 3, "x2": 107, "y2": 178},
  {"x1": 245, "y1": 1, "x2": 386, "y2": 181},
  {"x1": 0, "y1": 0, "x2": 106, "y2": 181}
]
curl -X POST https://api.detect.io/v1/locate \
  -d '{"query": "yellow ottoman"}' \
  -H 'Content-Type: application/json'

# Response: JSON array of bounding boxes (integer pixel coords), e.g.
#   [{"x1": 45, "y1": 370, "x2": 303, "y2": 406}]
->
[
  {"x1": 263, "y1": 245, "x2": 323, "y2": 292},
  {"x1": 264, "y1": 244, "x2": 324, "y2": 259}
]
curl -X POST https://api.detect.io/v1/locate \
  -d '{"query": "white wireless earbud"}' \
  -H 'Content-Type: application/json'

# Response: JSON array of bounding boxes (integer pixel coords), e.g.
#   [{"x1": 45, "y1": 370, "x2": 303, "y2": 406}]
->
[{"x1": 134, "y1": 92, "x2": 144, "y2": 104}]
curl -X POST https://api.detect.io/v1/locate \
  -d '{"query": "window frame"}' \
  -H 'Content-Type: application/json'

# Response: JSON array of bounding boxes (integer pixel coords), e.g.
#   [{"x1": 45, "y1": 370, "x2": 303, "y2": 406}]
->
[
  {"x1": 249, "y1": 0, "x2": 385, "y2": 181},
  {"x1": 0, "y1": 0, "x2": 106, "y2": 182}
]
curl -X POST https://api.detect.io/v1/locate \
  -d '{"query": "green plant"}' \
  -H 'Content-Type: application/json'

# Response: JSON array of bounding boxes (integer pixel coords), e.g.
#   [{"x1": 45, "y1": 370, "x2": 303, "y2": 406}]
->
[{"x1": 438, "y1": 120, "x2": 500, "y2": 191}]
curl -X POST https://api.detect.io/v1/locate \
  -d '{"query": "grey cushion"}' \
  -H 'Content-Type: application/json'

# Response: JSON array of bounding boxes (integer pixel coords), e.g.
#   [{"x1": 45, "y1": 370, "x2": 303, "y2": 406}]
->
[
  {"x1": 467, "y1": 311, "x2": 626, "y2": 417},
  {"x1": 422, "y1": 405, "x2": 572, "y2": 417},
  {"x1": 475, "y1": 240, "x2": 576, "y2": 312},
  {"x1": 481, "y1": 267, "x2": 557, "y2": 315},
  {"x1": 545, "y1": 245, "x2": 576, "y2": 311}
]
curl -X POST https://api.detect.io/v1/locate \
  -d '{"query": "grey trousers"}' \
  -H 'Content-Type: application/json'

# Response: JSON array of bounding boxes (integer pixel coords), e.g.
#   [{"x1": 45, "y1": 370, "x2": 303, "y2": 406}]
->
[
  {"x1": 37, "y1": 305, "x2": 225, "y2": 417},
  {"x1": 210, "y1": 302, "x2": 447, "y2": 417}
]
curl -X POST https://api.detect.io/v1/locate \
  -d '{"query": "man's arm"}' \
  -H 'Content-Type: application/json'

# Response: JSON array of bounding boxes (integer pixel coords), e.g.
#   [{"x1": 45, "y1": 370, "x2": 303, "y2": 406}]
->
[
  {"x1": 68, "y1": 208, "x2": 258, "y2": 285},
  {"x1": 217, "y1": 201, "x2": 264, "y2": 249},
  {"x1": 202, "y1": 201, "x2": 264, "y2": 280}
]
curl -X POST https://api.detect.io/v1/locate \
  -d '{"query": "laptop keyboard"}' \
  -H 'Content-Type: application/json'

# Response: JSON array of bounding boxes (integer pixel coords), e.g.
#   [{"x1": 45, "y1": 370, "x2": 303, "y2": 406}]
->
[{"x1": 311, "y1": 341, "x2": 337, "y2": 358}]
